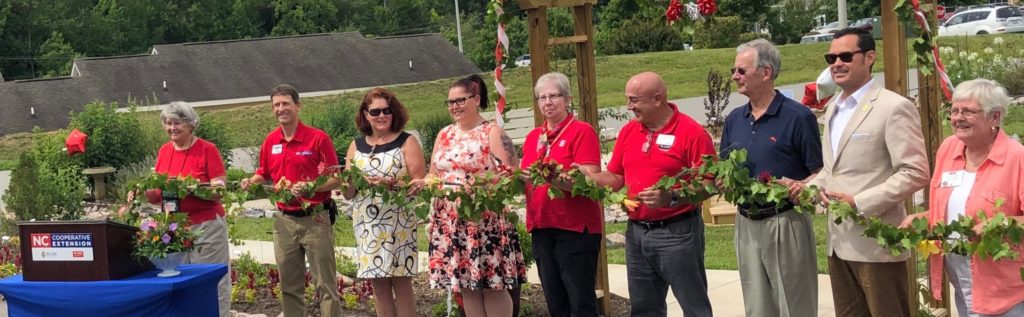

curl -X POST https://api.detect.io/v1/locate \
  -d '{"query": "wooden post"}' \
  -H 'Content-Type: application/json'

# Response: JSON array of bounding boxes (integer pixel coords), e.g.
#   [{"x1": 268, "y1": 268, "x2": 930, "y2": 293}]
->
[
  {"x1": 525, "y1": 7, "x2": 551, "y2": 127},
  {"x1": 880, "y1": 0, "x2": 917, "y2": 314},
  {"x1": 916, "y1": 0, "x2": 950, "y2": 314},
  {"x1": 573, "y1": 4, "x2": 599, "y2": 128}
]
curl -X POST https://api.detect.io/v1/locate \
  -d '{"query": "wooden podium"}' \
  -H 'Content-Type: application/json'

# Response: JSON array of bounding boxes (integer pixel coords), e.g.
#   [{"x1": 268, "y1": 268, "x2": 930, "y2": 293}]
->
[{"x1": 18, "y1": 220, "x2": 152, "y2": 281}]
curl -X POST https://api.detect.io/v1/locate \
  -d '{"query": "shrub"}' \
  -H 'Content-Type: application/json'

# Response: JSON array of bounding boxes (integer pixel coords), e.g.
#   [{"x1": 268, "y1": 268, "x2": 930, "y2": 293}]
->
[
  {"x1": 69, "y1": 101, "x2": 148, "y2": 170},
  {"x1": 109, "y1": 156, "x2": 157, "y2": 203},
  {"x1": 194, "y1": 112, "x2": 234, "y2": 164},
  {"x1": 693, "y1": 16, "x2": 745, "y2": 49},
  {"x1": 597, "y1": 17, "x2": 687, "y2": 55},
  {"x1": 3, "y1": 132, "x2": 86, "y2": 220},
  {"x1": 737, "y1": 32, "x2": 771, "y2": 44},
  {"x1": 415, "y1": 113, "x2": 451, "y2": 164},
  {"x1": 301, "y1": 100, "x2": 359, "y2": 164},
  {"x1": 335, "y1": 252, "x2": 359, "y2": 278},
  {"x1": 516, "y1": 222, "x2": 534, "y2": 268}
]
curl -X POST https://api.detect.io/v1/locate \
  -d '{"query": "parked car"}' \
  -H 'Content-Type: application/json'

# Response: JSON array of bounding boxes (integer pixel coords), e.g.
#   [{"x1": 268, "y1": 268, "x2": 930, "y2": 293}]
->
[
  {"x1": 851, "y1": 16, "x2": 883, "y2": 39},
  {"x1": 810, "y1": 21, "x2": 841, "y2": 34},
  {"x1": 515, "y1": 54, "x2": 531, "y2": 67},
  {"x1": 800, "y1": 33, "x2": 834, "y2": 44},
  {"x1": 938, "y1": 5, "x2": 1024, "y2": 36}
]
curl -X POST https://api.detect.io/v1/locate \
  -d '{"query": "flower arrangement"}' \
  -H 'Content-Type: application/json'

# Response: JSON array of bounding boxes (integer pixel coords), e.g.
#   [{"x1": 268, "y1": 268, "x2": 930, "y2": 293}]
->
[
  {"x1": 664, "y1": 0, "x2": 717, "y2": 33},
  {"x1": 132, "y1": 212, "x2": 199, "y2": 259}
]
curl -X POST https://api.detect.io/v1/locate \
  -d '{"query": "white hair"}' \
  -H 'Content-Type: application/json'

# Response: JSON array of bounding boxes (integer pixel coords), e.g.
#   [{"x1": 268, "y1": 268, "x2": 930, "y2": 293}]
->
[
  {"x1": 160, "y1": 101, "x2": 200, "y2": 129},
  {"x1": 952, "y1": 78, "x2": 1010, "y2": 126}
]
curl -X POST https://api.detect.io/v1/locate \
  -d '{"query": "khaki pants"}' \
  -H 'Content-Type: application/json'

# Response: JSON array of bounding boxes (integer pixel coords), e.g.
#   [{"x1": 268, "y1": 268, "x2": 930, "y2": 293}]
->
[
  {"x1": 274, "y1": 211, "x2": 341, "y2": 317},
  {"x1": 828, "y1": 254, "x2": 909, "y2": 317},
  {"x1": 734, "y1": 211, "x2": 818, "y2": 317},
  {"x1": 184, "y1": 215, "x2": 232, "y2": 317}
]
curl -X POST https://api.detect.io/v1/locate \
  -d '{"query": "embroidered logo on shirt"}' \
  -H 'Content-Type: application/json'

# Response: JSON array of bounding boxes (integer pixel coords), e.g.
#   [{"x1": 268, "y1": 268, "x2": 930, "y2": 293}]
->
[{"x1": 296, "y1": 150, "x2": 314, "y2": 156}]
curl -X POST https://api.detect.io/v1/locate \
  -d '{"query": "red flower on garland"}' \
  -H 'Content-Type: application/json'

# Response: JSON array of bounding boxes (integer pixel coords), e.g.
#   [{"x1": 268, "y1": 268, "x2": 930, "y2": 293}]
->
[
  {"x1": 665, "y1": 0, "x2": 683, "y2": 24},
  {"x1": 757, "y1": 171, "x2": 772, "y2": 184},
  {"x1": 697, "y1": 0, "x2": 717, "y2": 16}
]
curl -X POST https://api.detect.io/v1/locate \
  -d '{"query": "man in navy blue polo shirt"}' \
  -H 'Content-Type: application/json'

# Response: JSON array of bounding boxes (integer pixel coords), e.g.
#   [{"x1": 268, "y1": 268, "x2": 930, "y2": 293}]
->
[{"x1": 720, "y1": 39, "x2": 823, "y2": 317}]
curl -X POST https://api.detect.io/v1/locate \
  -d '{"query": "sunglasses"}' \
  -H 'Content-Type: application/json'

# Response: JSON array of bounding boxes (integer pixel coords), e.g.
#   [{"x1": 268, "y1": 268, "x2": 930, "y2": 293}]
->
[
  {"x1": 365, "y1": 108, "x2": 393, "y2": 117},
  {"x1": 824, "y1": 50, "x2": 868, "y2": 65},
  {"x1": 445, "y1": 95, "x2": 476, "y2": 107},
  {"x1": 730, "y1": 67, "x2": 757, "y2": 76}
]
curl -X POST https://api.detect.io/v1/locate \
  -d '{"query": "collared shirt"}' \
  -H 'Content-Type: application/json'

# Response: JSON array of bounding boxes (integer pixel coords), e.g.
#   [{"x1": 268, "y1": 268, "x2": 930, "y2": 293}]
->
[
  {"x1": 720, "y1": 91, "x2": 823, "y2": 204},
  {"x1": 927, "y1": 131, "x2": 1024, "y2": 315},
  {"x1": 520, "y1": 118, "x2": 603, "y2": 233},
  {"x1": 154, "y1": 138, "x2": 226, "y2": 225},
  {"x1": 256, "y1": 122, "x2": 339, "y2": 212},
  {"x1": 830, "y1": 78, "x2": 876, "y2": 160},
  {"x1": 607, "y1": 103, "x2": 716, "y2": 221}
]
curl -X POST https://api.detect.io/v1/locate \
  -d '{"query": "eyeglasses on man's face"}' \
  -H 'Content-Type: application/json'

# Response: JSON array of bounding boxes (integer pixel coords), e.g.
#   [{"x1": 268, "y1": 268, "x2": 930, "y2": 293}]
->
[
  {"x1": 365, "y1": 108, "x2": 393, "y2": 117},
  {"x1": 730, "y1": 67, "x2": 759, "y2": 76},
  {"x1": 445, "y1": 95, "x2": 477, "y2": 107},
  {"x1": 824, "y1": 49, "x2": 868, "y2": 65}
]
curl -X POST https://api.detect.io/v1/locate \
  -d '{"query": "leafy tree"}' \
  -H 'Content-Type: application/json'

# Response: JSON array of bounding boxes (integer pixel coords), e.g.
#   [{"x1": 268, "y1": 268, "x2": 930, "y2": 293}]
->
[
  {"x1": 37, "y1": 31, "x2": 80, "y2": 78},
  {"x1": 3, "y1": 132, "x2": 86, "y2": 221},
  {"x1": 69, "y1": 101, "x2": 149, "y2": 170},
  {"x1": 717, "y1": 0, "x2": 771, "y2": 31},
  {"x1": 693, "y1": 16, "x2": 744, "y2": 49},
  {"x1": 766, "y1": 0, "x2": 817, "y2": 44},
  {"x1": 270, "y1": 0, "x2": 338, "y2": 36},
  {"x1": 598, "y1": 16, "x2": 686, "y2": 55}
]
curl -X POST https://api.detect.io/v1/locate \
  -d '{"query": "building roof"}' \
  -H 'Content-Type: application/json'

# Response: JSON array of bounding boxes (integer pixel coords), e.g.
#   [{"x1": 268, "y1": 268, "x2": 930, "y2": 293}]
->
[{"x1": 0, "y1": 32, "x2": 479, "y2": 136}]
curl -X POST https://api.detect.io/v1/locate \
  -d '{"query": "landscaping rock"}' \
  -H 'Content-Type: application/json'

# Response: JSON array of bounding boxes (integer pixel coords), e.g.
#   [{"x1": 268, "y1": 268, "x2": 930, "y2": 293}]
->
[{"x1": 606, "y1": 233, "x2": 626, "y2": 248}]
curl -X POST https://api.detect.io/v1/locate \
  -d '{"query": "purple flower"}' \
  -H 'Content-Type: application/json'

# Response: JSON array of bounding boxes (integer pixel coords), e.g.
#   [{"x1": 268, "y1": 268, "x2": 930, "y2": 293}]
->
[
  {"x1": 162, "y1": 234, "x2": 171, "y2": 244},
  {"x1": 140, "y1": 219, "x2": 154, "y2": 232},
  {"x1": 169, "y1": 223, "x2": 178, "y2": 232}
]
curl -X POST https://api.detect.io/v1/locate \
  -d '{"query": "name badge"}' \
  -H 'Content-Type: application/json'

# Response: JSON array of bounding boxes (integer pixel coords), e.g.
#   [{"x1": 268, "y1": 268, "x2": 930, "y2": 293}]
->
[
  {"x1": 940, "y1": 170, "x2": 964, "y2": 188},
  {"x1": 272, "y1": 144, "x2": 283, "y2": 155},
  {"x1": 656, "y1": 134, "x2": 675, "y2": 149}
]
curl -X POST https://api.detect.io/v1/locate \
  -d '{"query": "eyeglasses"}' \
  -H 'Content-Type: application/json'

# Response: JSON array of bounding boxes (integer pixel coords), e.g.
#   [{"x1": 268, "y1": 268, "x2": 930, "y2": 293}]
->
[
  {"x1": 535, "y1": 93, "x2": 564, "y2": 103},
  {"x1": 445, "y1": 95, "x2": 476, "y2": 107},
  {"x1": 730, "y1": 67, "x2": 757, "y2": 76},
  {"x1": 949, "y1": 107, "x2": 983, "y2": 117},
  {"x1": 365, "y1": 108, "x2": 393, "y2": 117},
  {"x1": 824, "y1": 50, "x2": 868, "y2": 65}
]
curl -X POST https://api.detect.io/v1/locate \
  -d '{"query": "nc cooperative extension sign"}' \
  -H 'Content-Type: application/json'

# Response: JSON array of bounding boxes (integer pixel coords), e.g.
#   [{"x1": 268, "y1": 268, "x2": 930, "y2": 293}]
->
[{"x1": 29, "y1": 233, "x2": 94, "y2": 261}]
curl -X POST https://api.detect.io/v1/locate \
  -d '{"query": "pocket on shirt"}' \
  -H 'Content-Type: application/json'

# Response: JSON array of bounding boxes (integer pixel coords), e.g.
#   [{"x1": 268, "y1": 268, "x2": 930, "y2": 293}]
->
[{"x1": 982, "y1": 191, "x2": 1012, "y2": 210}]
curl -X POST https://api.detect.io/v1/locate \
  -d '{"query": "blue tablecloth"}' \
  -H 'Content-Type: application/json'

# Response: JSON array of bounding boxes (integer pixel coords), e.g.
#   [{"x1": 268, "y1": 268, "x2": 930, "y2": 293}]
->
[{"x1": 0, "y1": 264, "x2": 227, "y2": 317}]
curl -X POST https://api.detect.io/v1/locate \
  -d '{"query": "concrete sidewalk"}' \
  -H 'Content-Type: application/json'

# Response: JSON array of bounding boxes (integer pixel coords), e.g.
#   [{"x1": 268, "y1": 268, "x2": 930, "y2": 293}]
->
[{"x1": 230, "y1": 239, "x2": 836, "y2": 317}]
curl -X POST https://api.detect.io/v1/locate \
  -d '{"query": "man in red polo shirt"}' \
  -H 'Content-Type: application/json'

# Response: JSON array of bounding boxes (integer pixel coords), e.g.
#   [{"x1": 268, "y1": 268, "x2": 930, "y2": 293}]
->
[
  {"x1": 584, "y1": 72, "x2": 715, "y2": 316},
  {"x1": 241, "y1": 84, "x2": 342, "y2": 317}
]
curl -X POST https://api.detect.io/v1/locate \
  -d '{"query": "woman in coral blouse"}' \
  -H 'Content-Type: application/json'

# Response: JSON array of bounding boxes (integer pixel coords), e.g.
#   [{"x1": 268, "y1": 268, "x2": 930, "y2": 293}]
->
[{"x1": 901, "y1": 79, "x2": 1024, "y2": 316}]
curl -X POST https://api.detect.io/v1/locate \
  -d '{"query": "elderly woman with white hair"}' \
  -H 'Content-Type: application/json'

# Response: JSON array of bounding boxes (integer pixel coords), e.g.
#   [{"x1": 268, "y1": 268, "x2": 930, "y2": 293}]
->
[
  {"x1": 901, "y1": 79, "x2": 1024, "y2": 316},
  {"x1": 518, "y1": 72, "x2": 603, "y2": 316},
  {"x1": 150, "y1": 101, "x2": 232, "y2": 316}
]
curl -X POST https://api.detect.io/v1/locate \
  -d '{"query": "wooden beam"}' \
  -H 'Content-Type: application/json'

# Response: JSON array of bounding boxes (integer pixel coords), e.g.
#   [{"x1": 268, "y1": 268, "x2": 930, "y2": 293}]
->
[
  {"x1": 547, "y1": 35, "x2": 588, "y2": 46},
  {"x1": 573, "y1": 5, "x2": 599, "y2": 129},
  {"x1": 881, "y1": 0, "x2": 909, "y2": 96},
  {"x1": 525, "y1": 7, "x2": 551, "y2": 127},
  {"x1": 517, "y1": 0, "x2": 596, "y2": 9}
]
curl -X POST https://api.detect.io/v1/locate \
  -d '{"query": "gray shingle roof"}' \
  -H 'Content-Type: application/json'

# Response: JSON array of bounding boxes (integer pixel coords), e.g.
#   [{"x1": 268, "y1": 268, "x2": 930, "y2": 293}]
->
[{"x1": 0, "y1": 32, "x2": 479, "y2": 136}]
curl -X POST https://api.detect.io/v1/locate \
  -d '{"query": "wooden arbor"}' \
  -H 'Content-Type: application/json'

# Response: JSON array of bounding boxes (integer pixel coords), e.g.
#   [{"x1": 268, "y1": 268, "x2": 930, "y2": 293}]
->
[
  {"x1": 516, "y1": 0, "x2": 609, "y2": 314},
  {"x1": 880, "y1": 0, "x2": 947, "y2": 315}
]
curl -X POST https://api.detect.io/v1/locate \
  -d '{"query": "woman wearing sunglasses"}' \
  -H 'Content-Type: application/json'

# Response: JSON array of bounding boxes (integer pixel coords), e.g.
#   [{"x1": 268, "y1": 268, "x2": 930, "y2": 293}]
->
[
  {"x1": 517, "y1": 72, "x2": 603, "y2": 316},
  {"x1": 343, "y1": 87, "x2": 426, "y2": 317},
  {"x1": 412, "y1": 74, "x2": 527, "y2": 316}
]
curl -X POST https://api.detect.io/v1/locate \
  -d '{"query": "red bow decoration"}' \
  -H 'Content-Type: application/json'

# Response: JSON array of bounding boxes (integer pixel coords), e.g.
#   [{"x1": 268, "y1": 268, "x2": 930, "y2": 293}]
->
[
  {"x1": 801, "y1": 83, "x2": 832, "y2": 110},
  {"x1": 65, "y1": 128, "x2": 88, "y2": 156},
  {"x1": 697, "y1": 0, "x2": 717, "y2": 16},
  {"x1": 665, "y1": 0, "x2": 683, "y2": 24}
]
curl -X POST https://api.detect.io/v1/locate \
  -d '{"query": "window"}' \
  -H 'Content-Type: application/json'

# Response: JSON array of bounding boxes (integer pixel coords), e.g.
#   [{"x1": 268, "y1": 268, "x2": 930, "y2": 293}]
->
[
  {"x1": 946, "y1": 14, "x2": 964, "y2": 26},
  {"x1": 996, "y1": 7, "x2": 1023, "y2": 19},
  {"x1": 969, "y1": 11, "x2": 990, "y2": 22}
]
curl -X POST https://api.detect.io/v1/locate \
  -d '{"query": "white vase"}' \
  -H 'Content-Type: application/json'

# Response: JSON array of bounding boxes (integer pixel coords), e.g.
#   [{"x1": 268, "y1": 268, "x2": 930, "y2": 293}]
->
[{"x1": 149, "y1": 252, "x2": 186, "y2": 277}]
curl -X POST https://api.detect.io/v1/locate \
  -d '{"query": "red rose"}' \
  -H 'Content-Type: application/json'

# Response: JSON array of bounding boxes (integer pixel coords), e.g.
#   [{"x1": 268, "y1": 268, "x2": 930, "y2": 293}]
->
[{"x1": 757, "y1": 171, "x2": 772, "y2": 184}]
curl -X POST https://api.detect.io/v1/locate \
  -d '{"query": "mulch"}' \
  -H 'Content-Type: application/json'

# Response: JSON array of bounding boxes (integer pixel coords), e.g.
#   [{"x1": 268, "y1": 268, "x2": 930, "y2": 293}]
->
[{"x1": 233, "y1": 272, "x2": 632, "y2": 316}]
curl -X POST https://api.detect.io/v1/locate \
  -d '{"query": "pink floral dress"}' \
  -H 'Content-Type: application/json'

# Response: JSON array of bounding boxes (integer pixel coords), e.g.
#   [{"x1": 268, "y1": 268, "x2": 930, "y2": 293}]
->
[{"x1": 428, "y1": 121, "x2": 527, "y2": 291}]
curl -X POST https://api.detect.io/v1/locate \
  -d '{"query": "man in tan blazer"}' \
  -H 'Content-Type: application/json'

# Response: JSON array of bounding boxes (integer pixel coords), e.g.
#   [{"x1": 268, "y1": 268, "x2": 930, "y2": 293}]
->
[{"x1": 794, "y1": 27, "x2": 930, "y2": 316}]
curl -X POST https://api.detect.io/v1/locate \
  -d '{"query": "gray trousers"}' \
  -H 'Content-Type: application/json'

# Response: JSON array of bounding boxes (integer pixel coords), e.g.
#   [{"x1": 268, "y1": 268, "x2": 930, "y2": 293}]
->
[
  {"x1": 183, "y1": 215, "x2": 232, "y2": 317},
  {"x1": 626, "y1": 213, "x2": 713, "y2": 317},
  {"x1": 734, "y1": 211, "x2": 817, "y2": 317},
  {"x1": 946, "y1": 253, "x2": 1024, "y2": 317}
]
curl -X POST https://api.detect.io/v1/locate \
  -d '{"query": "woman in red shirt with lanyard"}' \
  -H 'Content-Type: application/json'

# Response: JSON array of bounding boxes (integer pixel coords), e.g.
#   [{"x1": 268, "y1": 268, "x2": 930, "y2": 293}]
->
[
  {"x1": 519, "y1": 72, "x2": 603, "y2": 316},
  {"x1": 148, "y1": 101, "x2": 232, "y2": 317}
]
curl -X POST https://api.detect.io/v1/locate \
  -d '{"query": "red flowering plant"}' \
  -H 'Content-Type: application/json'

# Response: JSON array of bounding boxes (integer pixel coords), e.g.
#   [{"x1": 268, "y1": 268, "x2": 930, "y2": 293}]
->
[
  {"x1": 664, "y1": 0, "x2": 718, "y2": 34},
  {"x1": 132, "y1": 211, "x2": 199, "y2": 259}
]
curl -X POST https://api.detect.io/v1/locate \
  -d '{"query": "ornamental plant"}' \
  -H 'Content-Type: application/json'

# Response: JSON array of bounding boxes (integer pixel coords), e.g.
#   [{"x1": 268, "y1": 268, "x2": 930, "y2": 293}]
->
[{"x1": 132, "y1": 212, "x2": 199, "y2": 259}]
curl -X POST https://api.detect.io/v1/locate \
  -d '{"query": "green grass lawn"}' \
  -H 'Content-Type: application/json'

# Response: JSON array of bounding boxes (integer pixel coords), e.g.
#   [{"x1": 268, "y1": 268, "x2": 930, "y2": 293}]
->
[{"x1": 232, "y1": 213, "x2": 832, "y2": 273}]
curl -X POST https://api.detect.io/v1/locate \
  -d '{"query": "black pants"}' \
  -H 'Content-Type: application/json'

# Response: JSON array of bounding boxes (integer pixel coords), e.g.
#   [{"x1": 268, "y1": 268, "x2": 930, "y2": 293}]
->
[{"x1": 531, "y1": 228, "x2": 601, "y2": 317}]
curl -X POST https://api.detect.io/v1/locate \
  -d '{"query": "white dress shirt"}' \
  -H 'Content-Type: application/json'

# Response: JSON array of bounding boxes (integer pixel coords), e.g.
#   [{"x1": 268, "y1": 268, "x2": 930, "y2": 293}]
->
[{"x1": 829, "y1": 78, "x2": 876, "y2": 160}]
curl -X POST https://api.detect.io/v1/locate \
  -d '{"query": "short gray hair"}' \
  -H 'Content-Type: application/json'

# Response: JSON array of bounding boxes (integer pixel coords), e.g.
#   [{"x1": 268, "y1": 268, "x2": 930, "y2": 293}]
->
[
  {"x1": 160, "y1": 101, "x2": 200, "y2": 129},
  {"x1": 737, "y1": 39, "x2": 781, "y2": 81},
  {"x1": 952, "y1": 78, "x2": 1010, "y2": 126},
  {"x1": 534, "y1": 72, "x2": 572, "y2": 99}
]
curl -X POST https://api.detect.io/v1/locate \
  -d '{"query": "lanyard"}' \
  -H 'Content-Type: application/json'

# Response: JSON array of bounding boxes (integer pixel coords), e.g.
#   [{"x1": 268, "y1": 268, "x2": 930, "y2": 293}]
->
[{"x1": 538, "y1": 118, "x2": 574, "y2": 159}]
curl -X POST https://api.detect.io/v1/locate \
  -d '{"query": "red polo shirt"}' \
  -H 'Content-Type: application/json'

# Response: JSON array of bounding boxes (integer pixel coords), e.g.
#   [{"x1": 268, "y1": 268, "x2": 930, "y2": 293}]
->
[
  {"x1": 520, "y1": 116, "x2": 603, "y2": 233},
  {"x1": 154, "y1": 138, "x2": 226, "y2": 225},
  {"x1": 607, "y1": 103, "x2": 715, "y2": 221},
  {"x1": 255, "y1": 122, "x2": 339, "y2": 212}
]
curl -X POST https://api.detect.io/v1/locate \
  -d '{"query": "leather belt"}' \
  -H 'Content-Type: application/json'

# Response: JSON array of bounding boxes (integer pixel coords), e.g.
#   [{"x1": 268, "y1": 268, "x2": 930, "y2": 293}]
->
[
  {"x1": 630, "y1": 210, "x2": 698, "y2": 229},
  {"x1": 738, "y1": 204, "x2": 793, "y2": 220}
]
